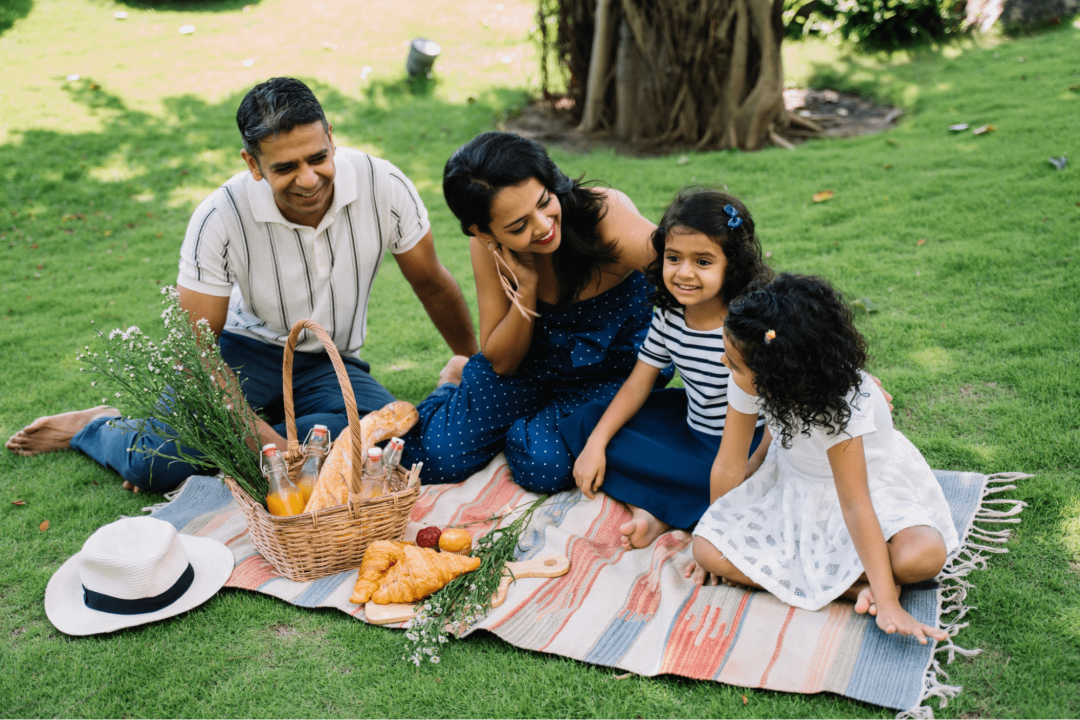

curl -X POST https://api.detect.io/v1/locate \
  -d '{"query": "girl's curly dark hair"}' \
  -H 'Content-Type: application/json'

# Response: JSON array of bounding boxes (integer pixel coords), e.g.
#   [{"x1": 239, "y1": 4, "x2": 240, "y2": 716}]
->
[
  {"x1": 724, "y1": 274, "x2": 869, "y2": 448},
  {"x1": 645, "y1": 188, "x2": 773, "y2": 312}
]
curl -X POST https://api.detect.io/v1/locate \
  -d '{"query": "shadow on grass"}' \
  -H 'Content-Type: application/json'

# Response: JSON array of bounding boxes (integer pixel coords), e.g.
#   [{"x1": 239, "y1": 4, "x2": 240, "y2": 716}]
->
[
  {"x1": 0, "y1": 0, "x2": 32, "y2": 36},
  {"x1": 115, "y1": 0, "x2": 263, "y2": 12}
]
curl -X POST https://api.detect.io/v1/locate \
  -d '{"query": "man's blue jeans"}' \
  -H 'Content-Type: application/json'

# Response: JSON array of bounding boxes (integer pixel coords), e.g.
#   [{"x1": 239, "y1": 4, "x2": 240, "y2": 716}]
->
[{"x1": 70, "y1": 332, "x2": 395, "y2": 492}]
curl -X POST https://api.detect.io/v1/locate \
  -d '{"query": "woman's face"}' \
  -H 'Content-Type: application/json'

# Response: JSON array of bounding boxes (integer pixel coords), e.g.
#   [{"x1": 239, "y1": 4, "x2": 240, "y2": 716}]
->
[{"x1": 472, "y1": 177, "x2": 562, "y2": 254}]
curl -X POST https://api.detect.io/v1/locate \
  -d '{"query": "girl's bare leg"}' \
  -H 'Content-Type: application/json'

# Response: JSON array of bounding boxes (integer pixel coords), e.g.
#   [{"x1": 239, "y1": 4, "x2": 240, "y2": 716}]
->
[
  {"x1": 691, "y1": 536, "x2": 763, "y2": 589},
  {"x1": 844, "y1": 525, "x2": 947, "y2": 614}
]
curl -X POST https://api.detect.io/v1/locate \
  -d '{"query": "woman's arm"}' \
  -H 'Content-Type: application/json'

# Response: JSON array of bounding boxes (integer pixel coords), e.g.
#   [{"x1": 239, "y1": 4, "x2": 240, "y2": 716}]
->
[
  {"x1": 593, "y1": 188, "x2": 658, "y2": 274},
  {"x1": 830, "y1": 436, "x2": 941, "y2": 644},
  {"x1": 709, "y1": 409, "x2": 760, "y2": 502},
  {"x1": 574, "y1": 360, "x2": 662, "y2": 499},
  {"x1": 470, "y1": 239, "x2": 539, "y2": 375}
]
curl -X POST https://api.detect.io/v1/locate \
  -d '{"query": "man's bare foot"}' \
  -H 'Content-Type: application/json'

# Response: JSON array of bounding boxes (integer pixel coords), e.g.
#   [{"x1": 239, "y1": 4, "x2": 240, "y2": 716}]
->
[
  {"x1": 619, "y1": 506, "x2": 670, "y2": 551},
  {"x1": 122, "y1": 481, "x2": 141, "y2": 494},
  {"x1": 6, "y1": 406, "x2": 120, "y2": 457},
  {"x1": 438, "y1": 356, "x2": 469, "y2": 386}
]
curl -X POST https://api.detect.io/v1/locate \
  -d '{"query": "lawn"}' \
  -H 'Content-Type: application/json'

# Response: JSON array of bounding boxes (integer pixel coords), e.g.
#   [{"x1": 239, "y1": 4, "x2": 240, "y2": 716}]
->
[{"x1": 1, "y1": 0, "x2": 1078, "y2": 717}]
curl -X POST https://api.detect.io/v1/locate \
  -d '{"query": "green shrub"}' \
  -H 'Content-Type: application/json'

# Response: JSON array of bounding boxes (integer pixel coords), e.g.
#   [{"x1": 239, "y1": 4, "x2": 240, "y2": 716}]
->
[
  {"x1": 0, "y1": 0, "x2": 32, "y2": 35},
  {"x1": 784, "y1": 0, "x2": 966, "y2": 48}
]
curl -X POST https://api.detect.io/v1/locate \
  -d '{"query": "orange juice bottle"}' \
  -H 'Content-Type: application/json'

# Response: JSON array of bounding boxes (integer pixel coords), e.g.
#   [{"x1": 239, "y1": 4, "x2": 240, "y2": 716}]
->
[
  {"x1": 295, "y1": 424, "x2": 330, "y2": 505},
  {"x1": 261, "y1": 444, "x2": 305, "y2": 517}
]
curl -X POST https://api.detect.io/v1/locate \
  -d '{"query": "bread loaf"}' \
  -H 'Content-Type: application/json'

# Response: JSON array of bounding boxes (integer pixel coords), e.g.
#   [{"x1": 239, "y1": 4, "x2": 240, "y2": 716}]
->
[{"x1": 303, "y1": 401, "x2": 419, "y2": 513}]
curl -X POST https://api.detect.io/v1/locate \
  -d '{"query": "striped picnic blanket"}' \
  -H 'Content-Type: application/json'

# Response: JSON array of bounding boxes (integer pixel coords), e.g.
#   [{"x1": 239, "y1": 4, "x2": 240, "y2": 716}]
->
[{"x1": 148, "y1": 456, "x2": 1026, "y2": 715}]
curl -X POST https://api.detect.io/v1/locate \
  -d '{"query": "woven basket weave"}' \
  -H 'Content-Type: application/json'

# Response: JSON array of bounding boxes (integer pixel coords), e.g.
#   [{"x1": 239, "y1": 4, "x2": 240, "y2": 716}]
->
[{"x1": 223, "y1": 319, "x2": 420, "y2": 582}]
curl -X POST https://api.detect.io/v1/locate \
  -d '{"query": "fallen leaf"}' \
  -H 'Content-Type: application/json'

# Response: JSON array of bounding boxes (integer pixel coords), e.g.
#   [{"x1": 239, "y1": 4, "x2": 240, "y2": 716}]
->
[
  {"x1": 917, "y1": 238, "x2": 927, "y2": 246},
  {"x1": 614, "y1": 672, "x2": 634, "y2": 680},
  {"x1": 12, "y1": 499, "x2": 26, "y2": 506},
  {"x1": 851, "y1": 297, "x2": 880, "y2": 314},
  {"x1": 948, "y1": 123, "x2": 969, "y2": 132},
  {"x1": 885, "y1": 138, "x2": 900, "y2": 146},
  {"x1": 391, "y1": 364, "x2": 405, "y2": 372},
  {"x1": 812, "y1": 190, "x2": 834, "y2": 203},
  {"x1": 742, "y1": 694, "x2": 749, "y2": 705},
  {"x1": 39, "y1": 519, "x2": 50, "y2": 532},
  {"x1": 1049, "y1": 155, "x2": 1067, "y2": 170},
  {"x1": 882, "y1": 163, "x2": 892, "y2": 169},
  {"x1": 676, "y1": 155, "x2": 690, "y2": 166},
  {"x1": 973, "y1": 124, "x2": 996, "y2": 135}
]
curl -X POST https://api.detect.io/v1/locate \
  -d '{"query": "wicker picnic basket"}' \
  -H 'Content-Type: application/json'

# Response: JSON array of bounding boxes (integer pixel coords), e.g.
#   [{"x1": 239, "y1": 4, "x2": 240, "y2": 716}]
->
[{"x1": 222, "y1": 319, "x2": 421, "y2": 583}]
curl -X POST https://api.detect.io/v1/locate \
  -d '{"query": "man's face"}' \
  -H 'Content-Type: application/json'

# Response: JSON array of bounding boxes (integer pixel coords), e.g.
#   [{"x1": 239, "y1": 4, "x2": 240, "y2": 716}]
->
[{"x1": 242, "y1": 121, "x2": 336, "y2": 227}]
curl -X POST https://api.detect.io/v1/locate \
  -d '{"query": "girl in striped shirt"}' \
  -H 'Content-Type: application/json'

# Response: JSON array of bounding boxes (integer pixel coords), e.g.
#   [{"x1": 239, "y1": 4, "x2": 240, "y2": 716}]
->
[{"x1": 562, "y1": 189, "x2": 773, "y2": 552}]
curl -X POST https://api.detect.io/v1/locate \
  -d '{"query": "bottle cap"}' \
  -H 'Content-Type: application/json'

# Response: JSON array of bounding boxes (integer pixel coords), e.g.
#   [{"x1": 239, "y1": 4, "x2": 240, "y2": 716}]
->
[
  {"x1": 367, "y1": 446, "x2": 383, "y2": 459},
  {"x1": 261, "y1": 444, "x2": 277, "y2": 454},
  {"x1": 314, "y1": 424, "x2": 328, "y2": 432}
]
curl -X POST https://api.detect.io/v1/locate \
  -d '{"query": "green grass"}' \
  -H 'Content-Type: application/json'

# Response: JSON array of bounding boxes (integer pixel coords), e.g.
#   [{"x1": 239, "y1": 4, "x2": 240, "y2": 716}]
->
[{"x1": 2, "y1": 1, "x2": 1079, "y2": 717}]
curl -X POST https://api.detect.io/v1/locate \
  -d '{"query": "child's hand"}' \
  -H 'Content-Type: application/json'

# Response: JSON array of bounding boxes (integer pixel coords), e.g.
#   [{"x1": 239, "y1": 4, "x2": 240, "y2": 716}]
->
[
  {"x1": 573, "y1": 442, "x2": 607, "y2": 499},
  {"x1": 874, "y1": 600, "x2": 947, "y2": 645}
]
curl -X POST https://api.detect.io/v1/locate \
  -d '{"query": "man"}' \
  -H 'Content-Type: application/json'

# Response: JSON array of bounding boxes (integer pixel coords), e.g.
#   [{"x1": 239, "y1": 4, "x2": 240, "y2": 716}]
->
[{"x1": 6, "y1": 77, "x2": 478, "y2": 492}]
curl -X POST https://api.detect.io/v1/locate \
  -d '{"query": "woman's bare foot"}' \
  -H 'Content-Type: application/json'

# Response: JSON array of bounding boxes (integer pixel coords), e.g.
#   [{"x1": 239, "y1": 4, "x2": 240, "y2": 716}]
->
[
  {"x1": 438, "y1": 356, "x2": 470, "y2": 386},
  {"x1": 122, "y1": 481, "x2": 141, "y2": 494},
  {"x1": 619, "y1": 506, "x2": 670, "y2": 550},
  {"x1": 6, "y1": 406, "x2": 120, "y2": 456}
]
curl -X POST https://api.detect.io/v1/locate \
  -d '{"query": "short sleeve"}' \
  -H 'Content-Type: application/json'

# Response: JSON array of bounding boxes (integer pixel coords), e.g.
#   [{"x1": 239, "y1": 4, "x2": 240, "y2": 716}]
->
[
  {"x1": 177, "y1": 195, "x2": 235, "y2": 297},
  {"x1": 386, "y1": 164, "x2": 430, "y2": 255},
  {"x1": 637, "y1": 311, "x2": 671, "y2": 368},
  {"x1": 822, "y1": 379, "x2": 879, "y2": 448},
  {"x1": 726, "y1": 379, "x2": 763, "y2": 416}
]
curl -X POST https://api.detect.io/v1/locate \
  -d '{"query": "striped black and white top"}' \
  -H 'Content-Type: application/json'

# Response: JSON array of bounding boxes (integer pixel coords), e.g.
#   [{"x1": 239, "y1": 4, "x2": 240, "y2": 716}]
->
[
  {"x1": 637, "y1": 308, "x2": 766, "y2": 436},
  {"x1": 177, "y1": 147, "x2": 429, "y2": 356}
]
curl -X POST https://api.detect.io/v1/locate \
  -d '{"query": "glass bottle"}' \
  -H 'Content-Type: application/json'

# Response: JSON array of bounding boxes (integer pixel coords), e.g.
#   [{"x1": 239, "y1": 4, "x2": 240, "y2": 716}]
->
[
  {"x1": 360, "y1": 446, "x2": 386, "y2": 499},
  {"x1": 382, "y1": 437, "x2": 405, "y2": 488},
  {"x1": 261, "y1": 444, "x2": 305, "y2": 516},
  {"x1": 295, "y1": 424, "x2": 330, "y2": 505}
]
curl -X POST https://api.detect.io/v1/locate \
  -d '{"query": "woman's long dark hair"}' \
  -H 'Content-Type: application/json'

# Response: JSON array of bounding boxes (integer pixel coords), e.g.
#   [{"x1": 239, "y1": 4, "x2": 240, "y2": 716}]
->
[
  {"x1": 645, "y1": 189, "x2": 773, "y2": 312},
  {"x1": 724, "y1": 274, "x2": 869, "y2": 448},
  {"x1": 443, "y1": 132, "x2": 617, "y2": 309}
]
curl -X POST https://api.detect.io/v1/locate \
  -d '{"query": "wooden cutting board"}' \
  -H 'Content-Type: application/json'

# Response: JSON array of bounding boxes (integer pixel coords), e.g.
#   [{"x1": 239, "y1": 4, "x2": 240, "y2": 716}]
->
[{"x1": 363, "y1": 554, "x2": 570, "y2": 625}]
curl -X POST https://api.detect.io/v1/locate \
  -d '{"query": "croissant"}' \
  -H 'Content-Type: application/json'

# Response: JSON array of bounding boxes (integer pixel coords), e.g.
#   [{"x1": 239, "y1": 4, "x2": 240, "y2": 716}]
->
[
  {"x1": 350, "y1": 540, "x2": 407, "y2": 604},
  {"x1": 305, "y1": 401, "x2": 419, "y2": 513},
  {"x1": 371, "y1": 543, "x2": 481, "y2": 604}
]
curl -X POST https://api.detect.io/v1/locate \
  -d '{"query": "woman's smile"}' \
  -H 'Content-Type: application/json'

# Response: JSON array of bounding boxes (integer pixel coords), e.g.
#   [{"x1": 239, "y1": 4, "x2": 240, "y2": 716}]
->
[{"x1": 532, "y1": 221, "x2": 557, "y2": 246}]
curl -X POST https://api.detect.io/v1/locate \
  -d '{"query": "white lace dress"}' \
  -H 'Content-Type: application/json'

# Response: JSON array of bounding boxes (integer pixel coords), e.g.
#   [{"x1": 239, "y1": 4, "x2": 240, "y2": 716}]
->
[{"x1": 693, "y1": 372, "x2": 960, "y2": 611}]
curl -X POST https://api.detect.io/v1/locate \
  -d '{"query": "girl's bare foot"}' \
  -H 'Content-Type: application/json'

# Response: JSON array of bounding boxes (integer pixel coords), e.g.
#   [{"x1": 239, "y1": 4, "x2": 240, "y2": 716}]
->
[
  {"x1": 6, "y1": 406, "x2": 120, "y2": 456},
  {"x1": 438, "y1": 356, "x2": 470, "y2": 386},
  {"x1": 845, "y1": 583, "x2": 902, "y2": 616},
  {"x1": 122, "y1": 481, "x2": 141, "y2": 494},
  {"x1": 683, "y1": 561, "x2": 720, "y2": 586},
  {"x1": 619, "y1": 506, "x2": 670, "y2": 550}
]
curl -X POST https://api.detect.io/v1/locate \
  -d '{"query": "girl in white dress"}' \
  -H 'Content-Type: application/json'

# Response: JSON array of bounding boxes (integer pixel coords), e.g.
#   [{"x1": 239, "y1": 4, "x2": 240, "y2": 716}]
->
[{"x1": 692, "y1": 274, "x2": 959, "y2": 644}]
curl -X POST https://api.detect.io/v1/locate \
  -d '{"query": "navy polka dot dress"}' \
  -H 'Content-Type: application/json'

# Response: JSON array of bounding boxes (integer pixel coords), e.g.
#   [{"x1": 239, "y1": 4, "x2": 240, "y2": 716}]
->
[{"x1": 401, "y1": 272, "x2": 673, "y2": 492}]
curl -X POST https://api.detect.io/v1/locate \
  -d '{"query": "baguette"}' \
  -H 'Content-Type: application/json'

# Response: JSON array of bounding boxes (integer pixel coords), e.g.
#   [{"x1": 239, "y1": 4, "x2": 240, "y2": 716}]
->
[{"x1": 302, "y1": 400, "x2": 419, "y2": 513}]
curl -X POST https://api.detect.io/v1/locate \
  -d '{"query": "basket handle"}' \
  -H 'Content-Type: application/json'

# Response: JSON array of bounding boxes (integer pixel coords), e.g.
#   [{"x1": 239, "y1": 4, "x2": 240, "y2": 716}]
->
[{"x1": 281, "y1": 319, "x2": 364, "y2": 494}]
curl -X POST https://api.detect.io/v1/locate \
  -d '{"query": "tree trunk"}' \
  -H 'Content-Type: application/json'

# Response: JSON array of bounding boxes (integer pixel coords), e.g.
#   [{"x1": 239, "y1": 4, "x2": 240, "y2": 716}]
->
[{"x1": 539, "y1": 0, "x2": 814, "y2": 150}]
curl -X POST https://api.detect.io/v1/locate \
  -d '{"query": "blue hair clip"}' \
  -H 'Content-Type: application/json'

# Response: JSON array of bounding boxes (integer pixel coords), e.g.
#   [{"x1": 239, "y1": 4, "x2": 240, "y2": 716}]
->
[{"x1": 724, "y1": 204, "x2": 743, "y2": 229}]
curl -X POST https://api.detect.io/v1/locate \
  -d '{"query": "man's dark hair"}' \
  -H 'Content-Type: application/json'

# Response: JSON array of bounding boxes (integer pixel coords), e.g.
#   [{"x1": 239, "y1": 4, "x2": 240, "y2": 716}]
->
[{"x1": 236, "y1": 77, "x2": 328, "y2": 157}]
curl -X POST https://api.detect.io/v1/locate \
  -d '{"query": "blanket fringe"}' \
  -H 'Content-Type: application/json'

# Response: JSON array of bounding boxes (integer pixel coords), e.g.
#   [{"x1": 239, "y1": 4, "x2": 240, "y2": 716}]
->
[
  {"x1": 139, "y1": 478, "x2": 191, "y2": 514},
  {"x1": 900, "y1": 472, "x2": 1030, "y2": 719}
]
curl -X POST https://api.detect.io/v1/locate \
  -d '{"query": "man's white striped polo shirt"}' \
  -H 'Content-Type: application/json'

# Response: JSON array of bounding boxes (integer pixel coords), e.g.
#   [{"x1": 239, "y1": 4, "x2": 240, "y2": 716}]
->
[{"x1": 177, "y1": 147, "x2": 429, "y2": 356}]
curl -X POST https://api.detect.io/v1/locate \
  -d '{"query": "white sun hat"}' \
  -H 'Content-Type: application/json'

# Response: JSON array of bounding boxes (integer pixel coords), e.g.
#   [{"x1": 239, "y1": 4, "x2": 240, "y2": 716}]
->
[{"x1": 45, "y1": 516, "x2": 233, "y2": 636}]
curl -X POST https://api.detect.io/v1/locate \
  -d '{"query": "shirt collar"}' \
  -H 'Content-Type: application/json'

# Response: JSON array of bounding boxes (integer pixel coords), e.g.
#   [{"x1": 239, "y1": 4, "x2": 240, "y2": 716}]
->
[{"x1": 247, "y1": 148, "x2": 358, "y2": 233}]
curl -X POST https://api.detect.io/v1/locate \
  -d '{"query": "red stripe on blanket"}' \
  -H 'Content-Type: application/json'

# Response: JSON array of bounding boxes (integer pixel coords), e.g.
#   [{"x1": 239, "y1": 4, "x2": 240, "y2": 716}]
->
[
  {"x1": 759, "y1": 605, "x2": 797, "y2": 686},
  {"x1": 225, "y1": 553, "x2": 280, "y2": 589},
  {"x1": 620, "y1": 533, "x2": 691, "y2": 622},
  {"x1": 659, "y1": 590, "x2": 752, "y2": 678},
  {"x1": 801, "y1": 601, "x2": 851, "y2": 691}
]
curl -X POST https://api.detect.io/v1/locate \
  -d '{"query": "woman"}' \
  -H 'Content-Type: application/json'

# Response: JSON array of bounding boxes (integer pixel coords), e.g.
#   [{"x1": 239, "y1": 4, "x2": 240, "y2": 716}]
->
[{"x1": 401, "y1": 131, "x2": 672, "y2": 492}]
